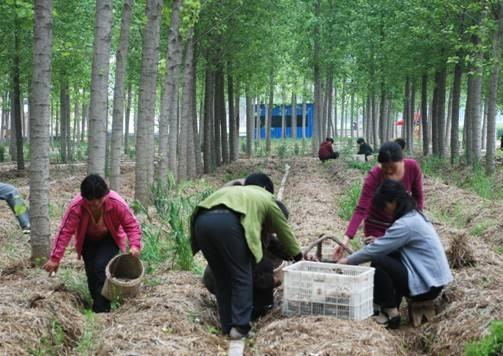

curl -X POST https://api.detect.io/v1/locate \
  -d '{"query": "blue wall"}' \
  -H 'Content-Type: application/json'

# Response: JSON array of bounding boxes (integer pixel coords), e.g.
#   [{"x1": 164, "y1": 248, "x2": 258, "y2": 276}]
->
[{"x1": 255, "y1": 103, "x2": 313, "y2": 139}]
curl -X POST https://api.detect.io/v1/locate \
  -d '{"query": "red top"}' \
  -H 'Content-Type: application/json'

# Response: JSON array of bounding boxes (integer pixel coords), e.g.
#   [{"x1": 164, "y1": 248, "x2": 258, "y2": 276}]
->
[
  {"x1": 345, "y1": 159, "x2": 424, "y2": 238},
  {"x1": 318, "y1": 141, "x2": 334, "y2": 159},
  {"x1": 50, "y1": 190, "x2": 142, "y2": 263},
  {"x1": 86, "y1": 211, "x2": 109, "y2": 240}
]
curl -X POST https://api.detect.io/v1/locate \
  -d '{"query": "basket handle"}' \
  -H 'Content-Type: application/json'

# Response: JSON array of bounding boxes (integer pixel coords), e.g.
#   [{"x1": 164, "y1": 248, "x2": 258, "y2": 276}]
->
[{"x1": 302, "y1": 234, "x2": 354, "y2": 261}]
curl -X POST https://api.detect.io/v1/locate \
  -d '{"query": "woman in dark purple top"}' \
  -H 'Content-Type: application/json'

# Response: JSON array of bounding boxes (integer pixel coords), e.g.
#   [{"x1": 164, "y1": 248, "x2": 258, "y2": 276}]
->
[{"x1": 334, "y1": 141, "x2": 424, "y2": 259}]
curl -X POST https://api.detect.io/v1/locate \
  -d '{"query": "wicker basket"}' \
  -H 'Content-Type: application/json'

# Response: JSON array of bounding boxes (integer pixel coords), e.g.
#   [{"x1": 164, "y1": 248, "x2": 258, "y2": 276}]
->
[{"x1": 101, "y1": 254, "x2": 144, "y2": 301}]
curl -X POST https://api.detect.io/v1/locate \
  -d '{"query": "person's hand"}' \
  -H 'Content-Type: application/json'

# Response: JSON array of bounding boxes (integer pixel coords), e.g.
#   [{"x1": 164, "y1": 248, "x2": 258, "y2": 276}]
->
[
  {"x1": 362, "y1": 236, "x2": 376, "y2": 245},
  {"x1": 303, "y1": 253, "x2": 319, "y2": 262},
  {"x1": 332, "y1": 235, "x2": 351, "y2": 261},
  {"x1": 337, "y1": 257, "x2": 349, "y2": 264},
  {"x1": 43, "y1": 259, "x2": 59, "y2": 274},
  {"x1": 130, "y1": 246, "x2": 141, "y2": 258}
]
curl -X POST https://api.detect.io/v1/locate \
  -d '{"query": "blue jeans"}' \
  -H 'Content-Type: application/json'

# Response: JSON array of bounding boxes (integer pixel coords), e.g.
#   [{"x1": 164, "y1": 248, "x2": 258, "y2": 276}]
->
[{"x1": 0, "y1": 182, "x2": 30, "y2": 230}]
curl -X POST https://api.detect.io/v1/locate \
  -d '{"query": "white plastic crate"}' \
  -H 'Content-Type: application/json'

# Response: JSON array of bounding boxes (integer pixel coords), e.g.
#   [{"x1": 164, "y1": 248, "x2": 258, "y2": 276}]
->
[{"x1": 282, "y1": 261, "x2": 375, "y2": 320}]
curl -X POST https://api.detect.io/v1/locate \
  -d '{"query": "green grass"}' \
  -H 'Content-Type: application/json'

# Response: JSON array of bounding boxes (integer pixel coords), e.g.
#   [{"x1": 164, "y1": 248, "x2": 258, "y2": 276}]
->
[
  {"x1": 74, "y1": 310, "x2": 97, "y2": 355},
  {"x1": 338, "y1": 181, "x2": 362, "y2": 221},
  {"x1": 30, "y1": 319, "x2": 66, "y2": 355},
  {"x1": 465, "y1": 320, "x2": 503, "y2": 356},
  {"x1": 59, "y1": 269, "x2": 92, "y2": 307}
]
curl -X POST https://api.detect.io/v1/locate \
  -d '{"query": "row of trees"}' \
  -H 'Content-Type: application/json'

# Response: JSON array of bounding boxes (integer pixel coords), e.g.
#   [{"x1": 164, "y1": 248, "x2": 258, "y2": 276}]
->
[{"x1": 1, "y1": 0, "x2": 503, "y2": 259}]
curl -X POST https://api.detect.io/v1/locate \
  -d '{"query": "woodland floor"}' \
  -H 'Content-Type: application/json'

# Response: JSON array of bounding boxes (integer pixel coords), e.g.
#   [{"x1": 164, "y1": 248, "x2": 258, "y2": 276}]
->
[{"x1": 0, "y1": 153, "x2": 502, "y2": 355}]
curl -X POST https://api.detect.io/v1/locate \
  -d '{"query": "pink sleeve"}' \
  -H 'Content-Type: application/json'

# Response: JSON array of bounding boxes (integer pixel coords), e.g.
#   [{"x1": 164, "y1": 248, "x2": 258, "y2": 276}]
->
[
  {"x1": 411, "y1": 161, "x2": 424, "y2": 210},
  {"x1": 119, "y1": 203, "x2": 142, "y2": 250},
  {"x1": 345, "y1": 171, "x2": 379, "y2": 238},
  {"x1": 50, "y1": 207, "x2": 80, "y2": 263}
]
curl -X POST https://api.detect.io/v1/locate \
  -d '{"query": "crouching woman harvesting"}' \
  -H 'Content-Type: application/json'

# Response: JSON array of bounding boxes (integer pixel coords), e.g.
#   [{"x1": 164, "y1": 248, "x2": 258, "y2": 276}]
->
[{"x1": 338, "y1": 180, "x2": 453, "y2": 329}]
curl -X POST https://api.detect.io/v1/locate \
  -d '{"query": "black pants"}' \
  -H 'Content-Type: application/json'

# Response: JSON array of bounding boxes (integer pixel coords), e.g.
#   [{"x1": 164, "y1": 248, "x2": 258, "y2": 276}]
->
[
  {"x1": 194, "y1": 208, "x2": 253, "y2": 334},
  {"x1": 82, "y1": 235, "x2": 119, "y2": 313},
  {"x1": 371, "y1": 254, "x2": 443, "y2": 308},
  {"x1": 319, "y1": 152, "x2": 339, "y2": 162}
]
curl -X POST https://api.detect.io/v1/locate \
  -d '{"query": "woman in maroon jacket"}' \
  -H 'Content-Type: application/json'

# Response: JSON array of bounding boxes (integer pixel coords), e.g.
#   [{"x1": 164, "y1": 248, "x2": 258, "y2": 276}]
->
[{"x1": 334, "y1": 141, "x2": 423, "y2": 259}]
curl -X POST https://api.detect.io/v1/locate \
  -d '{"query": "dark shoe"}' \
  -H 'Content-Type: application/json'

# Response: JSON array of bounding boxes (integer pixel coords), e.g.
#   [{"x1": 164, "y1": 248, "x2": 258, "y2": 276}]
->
[{"x1": 386, "y1": 315, "x2": 401, "y2": 330}]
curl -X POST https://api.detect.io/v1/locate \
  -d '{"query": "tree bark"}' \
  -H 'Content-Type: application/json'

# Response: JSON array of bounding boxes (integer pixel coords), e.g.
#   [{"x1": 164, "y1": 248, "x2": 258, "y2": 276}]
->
[
  {"x1": 291, "y1": 92, "x2": 297, "y2": 140},
  {"x1": 110, "y1": 0, "x2": 134, "y2": 191},
  {"x1": 213, "y1": 66, "x2": 223, "y2": 166},
  {"x1": 350, "y1": 89, "x2": 355, "y2": 139},
  {"x1": 12, "y1": 9, "x2": 24, "y2": 170},
  {"x1": 379, "y1": 82, "x2": 385, "y2": 146},
  {"x1": 333, "y1": 86, "x2": 338, "y2": 137},
  {"x1": 30, "y1": 0, "x2": 53, "y2": 262},
  {"x1": 191, "y1": 43, "x2": 202, "y2": 175},
  {"x1": 266, "y1": 76, "x2": 273, "y2": 152},
  {"x1": 312, "y1": 0, "x2": 321, "y2": 153},
  {"x1": 245, "y1": 91, "x2": 253, "y2": 157},
  {"x1": 450, "y1": 63, "x2": 462, "y2": 163},
  {"x1": 486, "y1": 1, "x2": 503, "y2": 174},
  {"x1": 465, "y1": 74, "x2": 474, "y2": 164},
  {"x1": 203, "y1": 67, "x2": 214, "y2": 173},
  {"x1": 87, "y1": 0, "x2": 113, "y2": 175},
  {"x1": 134, "y1": 0, "x2": 162, "y2": 205},
  {"x1": 302, "y1": 95, "x2": 306, "y2": 139},
  {"x1": 59, "y1": 78, "x2": 69, "y2": 162},
  {"x1": 281, "y1": 101, "x2": 286, "y2": 139},
  {"x1": 437, "y1": 67, "x2": 447, "y2": 158},
  {"x1": 234, "y1": 79, "x2": 240, "y2": 159},
  {"x1": 216, "y1": 64, "x2": 228, "y2": 163},
  {"x1": 124, "y1": 82, "x2": 132, "y2": 154},
  {"x1": 228, "y1": 68, "x2": 235, "y2": 161}
]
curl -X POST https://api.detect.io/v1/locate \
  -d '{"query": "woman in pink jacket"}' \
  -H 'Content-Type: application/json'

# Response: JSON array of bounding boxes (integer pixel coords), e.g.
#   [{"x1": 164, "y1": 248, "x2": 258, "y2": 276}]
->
[{"x1": 44, "y1": 174, "x2": 142, "y2": 313}]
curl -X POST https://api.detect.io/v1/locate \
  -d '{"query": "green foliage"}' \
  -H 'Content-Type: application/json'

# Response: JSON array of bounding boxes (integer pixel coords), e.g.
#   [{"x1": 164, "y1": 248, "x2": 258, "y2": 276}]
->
[
  {"x1": 59, "y1": 269, "x2": 92, "y2": 307},
  {"x1": 74, "y1": 310, "x2": 96, "y2": 355},
  {"x1": 0, "y1": 144, "x2": 5, "y2": 162},
  {"x1": 338, "y1": 181, "x2": 361, "y2": 221},
  {"x1": 346, "y1": 158, "x2": 374, "y2": 173},
  {"x1": 465, "y1": 320, "x2": 503, "y2": 356},
  {"x1": 30, "y1": 319, "x2": 65, "y2": 355}
]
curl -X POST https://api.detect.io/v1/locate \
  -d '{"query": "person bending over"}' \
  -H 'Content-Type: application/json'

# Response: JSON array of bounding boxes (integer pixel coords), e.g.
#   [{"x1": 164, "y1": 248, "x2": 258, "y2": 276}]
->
[
  {"x1": 43, "y1": 174, "x2": 142, "y2": 313},
  {"x1": 338, "y1": 180, "x2": 452, "y2": 329},
  {"x1": 191, "y1": 173, "x2": 302, "y2": 339},
  {"x1": 356, "y1": 138, "x2": 373, "y2": 161},
  {"x1": 0, "y1": 182, "x2": 30, "y2": 234}
]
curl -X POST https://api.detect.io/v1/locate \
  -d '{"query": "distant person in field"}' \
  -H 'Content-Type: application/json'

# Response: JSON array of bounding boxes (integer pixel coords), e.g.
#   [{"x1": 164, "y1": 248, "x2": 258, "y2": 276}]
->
[
  {"x1": 356, "y1": 137, "x2": 373, "y2": 161},
  {"x1": 43, "y1": 174, "x2": 142, "y2": 313},
  {"x1": 191, "y1": 173, "x2": 302, "y2": 339},
  {"x1": 334, "y1": 141, "x2": 424, "y2": 259},
  {"x1": 395, "y1": 138, "x2": 406, "y2": 151},
  {"x1": 318, "y1": 137, "x2": 339, "y2": 162},
  {"x1": 338, "y1": 180, "x2": 452, "y2": 329},
  {"x1": 0, "y1": 182, "x2": 30, "y2": 234}
]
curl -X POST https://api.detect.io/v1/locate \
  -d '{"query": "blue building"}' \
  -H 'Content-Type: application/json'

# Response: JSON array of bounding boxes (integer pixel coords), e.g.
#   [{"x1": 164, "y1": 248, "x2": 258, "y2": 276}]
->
[{"x1": 255, "y1": 103, "x2": 313, "y2": 139}]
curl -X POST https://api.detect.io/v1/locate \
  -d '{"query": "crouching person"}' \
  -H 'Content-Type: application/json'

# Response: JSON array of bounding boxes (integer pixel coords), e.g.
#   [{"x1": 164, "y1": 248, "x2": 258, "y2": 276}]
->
[
  {"x1": 0, "y1": 182, "x2": 30, "y2": 233},
  {"x1": 202, "y1": 200, "x2": 292, "y2": 321},
  {"x1": 191, "y1": 173, "x2": 302, "y2": 339},
  {"x1": 338, "y1": 180, "x2": 452, "y2": 329},
  {"x1": 43, "y1": 174, "x2": 142, "y2": 313}
]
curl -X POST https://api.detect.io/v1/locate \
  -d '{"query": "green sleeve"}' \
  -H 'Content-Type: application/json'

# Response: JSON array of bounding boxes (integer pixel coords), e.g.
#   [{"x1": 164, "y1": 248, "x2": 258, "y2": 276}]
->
[{"x1": 267, "y1": 201, "x2": 301, "y2": 257}]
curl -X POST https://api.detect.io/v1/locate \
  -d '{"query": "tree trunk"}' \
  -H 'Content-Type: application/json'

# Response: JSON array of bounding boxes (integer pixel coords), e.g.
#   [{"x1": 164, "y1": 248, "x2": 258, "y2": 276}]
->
[
  {"x1": 228, "y1": 68, "x2": 235, "y2": 161},
  {"x1": 408, "y1": 80, "x2": 416, "y2": 153},
  {"x1": 255, "y1": 98, "x2": 261, "y2": 147},
  {"x1": 179, "y1": 30, "x2": 196, "y2": 179},
  {"x1": 203, "y1": 67, "x2": 214, "y2": 173},
  {"x1": 465, "y1": 74, "x2": 474, "y2": 164},
  {"x1": 481, "y1": 96, "x2": 487, "y2": 151},
  {"x1": 245, "y1": 91, "x2": 253, "y2": 157},
  {"x1": 341, "y1": 80, "x2": 346, "y2": 138},
  {"x1": 87, "y1": 0, "x2": 113, "y2": 175},
  {"x1": 30, "y1": 0, "x2": 53, "y2": 262},
  {"x1": 12, "y1": 10, "x2": 24, "y2": 170},
  {"x1": 134, "y1": 0, "x2": 162, "y2": 205},
  {"x1": 450, "y1": 63, "x2": 462, "y2": 163},
  {"x1": 350, "y1": 89, "x2": 355, "y2": 139},
  {"x1": 379, "y1": 82, "x2": 385, "y2": 146},
  {"x1": 365, "y1": 93, "x2": 371, "y2": 144},
  {"x1": 312, "y1": 0, "x2": 321, "y2": 153},
  {"x1": 333, "y1": 86, "x2": 338, "y2": 137},
  {"x1": 437, "y1": 68, "x2": 447, "y2": 158},
  {"x1": 266, "y1": 76, "x2": 273, "y2": 152},
  {"x1": 470, "y1": 68, "x2": 483, "y2": 165},
  {"x1": 302, "y1": 95, "x2": 306, "y2": 139},
  {"x1": 216, "y1": 64, "x2": 228, "y2": 163},
  {"x1": 158, "y1": 0, "x2": 182, "y2": 180},
  {"x1": 281, "y1": 101, "x2": 286, "y2": 139},
  {"x1": 486, "y1": 1, "x2": 503, "y2": 174},
  {"x1": 110, "y1": 0, "x2": 134, "y2": 191},
  {"x1": 291, "y1": 92, "x2": 297, "y2": 140},
  {"x1": 59, "y1": 78, "x2": 69, "y2": 162},
  {"x1": 74, "y1": 89, "x2": 80, "y2": 150},
  {"x1": 371, "y1": 93, "x2": 377, "y2": 146},
  {"x1": 213, "y1": 66, "x2": 223, "y2": 166},
  {"x1": 191, "y1": 44, "x2": 202, "y2": 176},
  {"x1": 431, "y1": 73, "x2": 439, "y2": 155},
  {"x1": 124, "y1": 82, "x2": 132, "y2": 154},
  {"x1": 234, "y1": 80, "x2": 240, "y2": 159}
]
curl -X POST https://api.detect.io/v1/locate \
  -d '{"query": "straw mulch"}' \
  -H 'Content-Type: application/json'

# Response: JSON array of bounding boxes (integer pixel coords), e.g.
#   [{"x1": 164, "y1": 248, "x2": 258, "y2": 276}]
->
[
  {"x1": 254, "y1": 316, "x2": 405, "y2": 355},
  {"x1": 95, "y1": 270, "x2": 228, "y2": 355},
  {"x1": 0, "y1": 263, "x2": 85, "y2": 355}
]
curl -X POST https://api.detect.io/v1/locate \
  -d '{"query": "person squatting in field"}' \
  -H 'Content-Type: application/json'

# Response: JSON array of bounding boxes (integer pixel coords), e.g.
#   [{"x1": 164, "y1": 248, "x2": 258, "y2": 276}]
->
[
  {"x1": 334, "y1": 141, "x2": 424, "y2": 259},
  {"x1": 318, "y1": 137, "x2": 340, "y2": 162},
  {"x1": 0, "y1": 182, "x2": 30, "y2": 234},
  {"x1": 191, "y1": 173, "x2": 302, "y2": 339},
  {"x1": 338, "y1": 180, "x2": 453, "y2": 329},
  {"x1": 43, "y1": 174, "x2": 142, "y2": 313},
  {"x1": 356, "y1": 137, "x2": 374, "y2": 161}
]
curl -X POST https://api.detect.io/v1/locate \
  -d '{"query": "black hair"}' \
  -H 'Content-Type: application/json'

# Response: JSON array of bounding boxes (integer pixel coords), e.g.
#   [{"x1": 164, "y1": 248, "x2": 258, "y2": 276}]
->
[
  {"x1": 81, "y1": 174, "x2": 110, "y2": 200},
  {"x1": 357, "y1": 137, "x2": 365, "y2": 144},
  {"x1": 275, "y1": 200, "x2": 289, "y2": 219},
  {"x1": 244, "y1": 172, "x2": 274, "y2": 194},
  {"x1": 373, "y1": 179, "x2": 416, "y2": 220},
  {"x1": 326, "y1": 137, "x2": 334, "y2": 143},
  {"x1": 377, "y1": 141, "x2": 404, "y2": 164},
  {"x1": 394, "y1": 138, "x2": 406, "y2": 150}
]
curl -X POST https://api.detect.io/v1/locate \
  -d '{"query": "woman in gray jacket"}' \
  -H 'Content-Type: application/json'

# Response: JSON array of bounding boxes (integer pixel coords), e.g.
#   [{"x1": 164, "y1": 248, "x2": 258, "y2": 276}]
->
[{"x1": 338, "y1": 179, "x2": 453, "y2": 329}]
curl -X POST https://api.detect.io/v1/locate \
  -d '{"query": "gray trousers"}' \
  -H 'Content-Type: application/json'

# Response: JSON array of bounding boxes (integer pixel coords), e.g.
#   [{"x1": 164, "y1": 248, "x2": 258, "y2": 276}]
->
[{"x1": 0, "y1": 182, "x2": 30, "y2": 230}]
